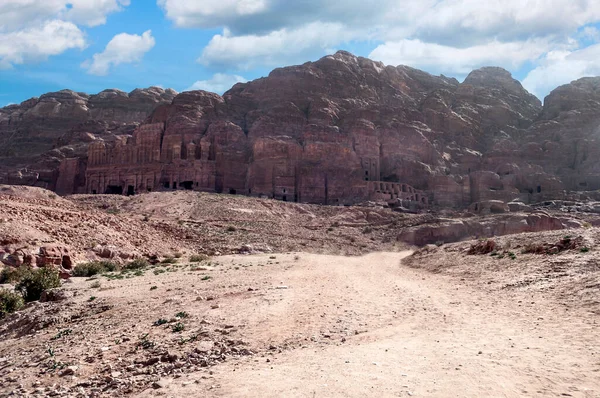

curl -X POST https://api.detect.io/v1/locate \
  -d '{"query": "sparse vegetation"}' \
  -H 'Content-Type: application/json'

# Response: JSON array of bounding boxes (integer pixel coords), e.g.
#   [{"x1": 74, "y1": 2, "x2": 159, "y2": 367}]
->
[
  {"x1": 160, "y1": 256, "x2": 178, "y2": 264},
  {"x1": 173, "y1": 252, "x2": 183, "y2": 258},
  {"x1": 137, "y1": 334, "x2": 155, "y2": 349},
  {"x1": 150, "y1": 285, "x2": 158, "y2": 290},
  {"x1": 90, "y1": 281, "x2": 101, "y2": 289},
  {"x1": 171, "y1": 322, "x2": 185, "y2": 332},
  {"x1": 0, "y1": 265, "x2": 32, "y2": 284},
  {"x1": 175, "y1": 311, "x2": 189, "y2": 319},
  {"x1": 15, "y1": 267, "x2": 61, "y2": 302},
  {"x1": 227, "y1": 225, "x2": 237, "y2": 232},
  {"x1": 201, "y1": 275, "x2": 212, "y2": 281},
  {"x1": 51, "y1": 329, "x2": 72, "y2": 340},
  {"x1": 153, "y1": 318, "x2": 168, "y2": 326},
  {"x1": 190, "y1": 254, "x2": 210, "y2": 263},
  {"x1": 123, "y1": 258, "x2": 149, "y2": 270},
  {"x1": 88, "y1": 296, "x2": 97, "y2": 302},
  {"x1": 0, "y1": 289, "x2": 25, "y2": 318},
  {"x1": 73, "y1": 260, "x2": 118, "y2": 277}
]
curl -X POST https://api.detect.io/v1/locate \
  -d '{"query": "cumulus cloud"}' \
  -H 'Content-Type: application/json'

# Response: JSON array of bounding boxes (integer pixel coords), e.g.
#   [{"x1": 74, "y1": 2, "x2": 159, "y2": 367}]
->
[
  {"x1": 186, "y1": 73, "x2": 248, "y2": 94},
  {"x1": 0, "y1": 0, "x2": 129, "y2": 30},
  {"x1": 369, "y1": 39, "x2": 552, "y2": 75},
  {"x1": 0, "y1": 20, "x2": 86, "y2": 69},
  {"x1": 0, "y1": 0, "x2": 129, "y2": 69},
  {"x1": 163, "y1": 0, "x2": 600, "y2": 80},
  {"x1": 84, "y1": 30, "x2": 155, "y2": 76},
  {"x1": 522, "y1": 45, "x2": 600, "y2": 99},
  {"x1": 200, "y1": 22, "x2": 358, "y2": 69}
]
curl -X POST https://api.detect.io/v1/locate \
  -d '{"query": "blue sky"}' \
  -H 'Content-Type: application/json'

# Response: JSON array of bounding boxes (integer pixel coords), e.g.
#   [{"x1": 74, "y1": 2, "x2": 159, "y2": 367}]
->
[{"x1": 2, "y1": 1, "x2": 600, "y2": 106}]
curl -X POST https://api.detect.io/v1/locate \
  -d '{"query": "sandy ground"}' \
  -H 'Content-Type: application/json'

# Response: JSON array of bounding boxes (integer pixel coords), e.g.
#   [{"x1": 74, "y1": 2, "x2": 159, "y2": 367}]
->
[{"x1": 2, "y1": 250, "x2": 598, "y2": 398}]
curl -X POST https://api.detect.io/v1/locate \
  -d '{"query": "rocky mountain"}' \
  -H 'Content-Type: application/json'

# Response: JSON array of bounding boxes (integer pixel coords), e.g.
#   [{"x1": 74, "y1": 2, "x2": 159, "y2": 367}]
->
[
  {"x1": 2, "y1": 51, "x2": 600, "y2": 207},
  {"x1": 0, "y1": 87, "x2": 177, "y2": 192}
]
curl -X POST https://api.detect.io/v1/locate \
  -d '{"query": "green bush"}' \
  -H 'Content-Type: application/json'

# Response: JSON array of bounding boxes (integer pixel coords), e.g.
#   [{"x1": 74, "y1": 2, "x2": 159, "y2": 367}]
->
[
  {"x1": 15, "y1": 267, "x2": 61, "y2": 302},
  {"x1": 0, "y1": 289, "x2": 25, "y2": 318},
  {"x1": 123, "y1": 258, "x2": 149, "y2": 270},
  {"x1": 189, "y1": 254, "x2": 210, "y2": 263},
  {"x1": 160, "y1": 257, "x2": 178, "y2": 264},
  {"x1": 73, "y1": 261, "x2": 118, "y2": 277},
  {"x1": 0, "y1": 266, "x2": 33, "y2": 284}
]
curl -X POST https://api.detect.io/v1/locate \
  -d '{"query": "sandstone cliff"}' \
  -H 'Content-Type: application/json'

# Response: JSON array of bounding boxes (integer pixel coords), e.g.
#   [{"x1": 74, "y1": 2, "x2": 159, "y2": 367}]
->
[
  {"x1": 3, "y1": 52, "x2": 600, "y2": 208},
  {"x1": 0, "y1": 87, "x2": 177, "y2": 192}
]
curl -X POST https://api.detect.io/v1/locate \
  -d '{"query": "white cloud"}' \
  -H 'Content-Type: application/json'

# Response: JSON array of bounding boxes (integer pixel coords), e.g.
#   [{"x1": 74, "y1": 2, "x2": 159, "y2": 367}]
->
[
  {"x1": 158, "y1": 0, "x2": 268, "y2": 29},
  {"x1": 186, "y1": 73, "x2": 247, "y2": 94},
  {"x1": 164, "y1": 0, "x2": 600, "y2": 93},
  {"x1": 84, "y1": 30, "x2": 155, "y2": 76},
  {"x1": 200, "y1": 22, "x2": 359, "y2": 69},
  {"x1": 369, "y1": 39, "x2": 552, "y2": 75},
  {"x1": 0, "y1": 0, "x2": 129, "y2": 69},
  {"x1": 0, "y1": 0, "x2": 129, "y2": 30},
  {"x1": 0, "y1": 20, "x2": 86, "y2": 69},
  {"x1": 523, "y1": 44, "x2": 600, "y2": 99}
]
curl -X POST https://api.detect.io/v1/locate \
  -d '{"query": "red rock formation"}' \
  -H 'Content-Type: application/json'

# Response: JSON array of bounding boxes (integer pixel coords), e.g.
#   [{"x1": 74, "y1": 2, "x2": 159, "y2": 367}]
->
[
  {"x1": 0, "y1": 87, "x2": 177, "y2": 190},
  {"x1": 4, "y1": 52, "x2": 600, "y2": 208}
]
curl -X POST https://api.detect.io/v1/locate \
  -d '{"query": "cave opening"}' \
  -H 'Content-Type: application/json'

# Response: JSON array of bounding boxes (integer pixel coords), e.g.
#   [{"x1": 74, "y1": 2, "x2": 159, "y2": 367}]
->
[
  {"x1": 229, "y1": 188, "x2": 237, "y2": 195},
  {"x1": 182, "y1": 181, "x2": 194, "y2": 190},
  {"x1": 126, "y1": 185, "x2": 135, "y2": 196},
  {"x1": 105, "y1": 185, "x2": 123, "y2": 195}
]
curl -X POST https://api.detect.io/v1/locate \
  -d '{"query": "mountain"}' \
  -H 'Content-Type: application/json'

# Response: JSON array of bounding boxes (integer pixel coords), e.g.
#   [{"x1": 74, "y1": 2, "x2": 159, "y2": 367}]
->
[
  {"x1": 2, "y1": 51, "x2": 600, "y2": 207},
  {"x1": 0, "y1": 87, "x2": 177, "y2": 192}
]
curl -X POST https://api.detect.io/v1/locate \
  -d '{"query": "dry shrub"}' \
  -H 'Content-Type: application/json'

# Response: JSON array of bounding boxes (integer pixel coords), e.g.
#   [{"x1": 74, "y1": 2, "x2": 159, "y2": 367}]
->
[{"x1": 467, "y1": 240, "x2": 499, "y2": 255}]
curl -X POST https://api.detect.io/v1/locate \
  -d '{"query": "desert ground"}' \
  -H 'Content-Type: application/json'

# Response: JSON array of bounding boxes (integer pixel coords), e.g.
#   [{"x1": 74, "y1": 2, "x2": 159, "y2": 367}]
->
[{"x1": 1, "y1": 187, "x2": 599, "y2": 397}]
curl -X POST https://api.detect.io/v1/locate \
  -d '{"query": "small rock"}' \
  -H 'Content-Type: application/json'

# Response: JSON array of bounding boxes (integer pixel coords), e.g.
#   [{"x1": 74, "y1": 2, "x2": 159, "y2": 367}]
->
[{"x1": 59, "y1": 366, "x2": 78, "y2": 377}]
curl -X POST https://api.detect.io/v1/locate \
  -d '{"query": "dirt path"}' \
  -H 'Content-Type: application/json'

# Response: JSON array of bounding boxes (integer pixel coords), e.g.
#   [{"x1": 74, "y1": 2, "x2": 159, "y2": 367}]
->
[{"x1": 141, "y1": 252, "x2": 599, "y2": 398}]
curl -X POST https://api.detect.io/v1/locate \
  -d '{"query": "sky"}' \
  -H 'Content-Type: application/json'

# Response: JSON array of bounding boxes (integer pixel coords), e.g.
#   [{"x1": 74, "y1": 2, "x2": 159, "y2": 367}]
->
[{"x1": 2, "y1": 1, "x2": 600, "y2": 106}]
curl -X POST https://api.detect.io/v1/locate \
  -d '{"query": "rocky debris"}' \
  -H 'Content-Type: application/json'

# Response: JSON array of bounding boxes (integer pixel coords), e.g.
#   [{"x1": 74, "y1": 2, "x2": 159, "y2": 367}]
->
[
  {"x1": 523, "y1": 235, "x2": 587, "y2": 255},
  {"x1": 397, "y1": 211, "x2": 582, "y2": 246},
  {"x1": 508, "y1": 201, "x2": 533, "y2": 213},
  {"x1": 470, "y1": 200, "x2": 510, "y2": 215},
  {"x1": 40, "y1": 288, "x2": 73, "y2": 303},
  {"x1": 467, "y1": 240, "x2": 499, "y2": 255}
]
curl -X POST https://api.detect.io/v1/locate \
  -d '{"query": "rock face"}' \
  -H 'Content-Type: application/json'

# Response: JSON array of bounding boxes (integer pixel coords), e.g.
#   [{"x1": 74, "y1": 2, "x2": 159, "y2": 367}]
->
[
  {"x1": 3, "y1": 52, "x2": 600, "y2": 207},
  {"x1": 0, "y1": 87, "x2": 177, "y2": 193}
]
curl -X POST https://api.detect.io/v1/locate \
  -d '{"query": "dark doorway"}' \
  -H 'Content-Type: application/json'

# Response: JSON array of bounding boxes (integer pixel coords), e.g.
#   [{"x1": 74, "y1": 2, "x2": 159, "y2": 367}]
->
[
  {"x1": 164, "y1": 182, "x2": 170, "y2": 189},
  {"x1": 537, "y1": 185, "x2": 542, "y2": 193},
  {"x1": 172, "y1": 182, "x2": 177, "y2": 189},
  {"x1": 229, "y1": 188, "x2": 237, "y2": 195},
  {"x1": 126, "y1": 185, "x2": 135, "y2": 196},
  {"x1": 182, "y1": 181, "x2": 194, "y2": 190},
  {"x1": 92, "y1": 190, "x2": 97, "y2": 194},
  {"x1": 147, "y1": 187, "x2": 152, "y2": 192},
  {"x1": 282, "y1": 195, "x2": 287, "y2": 202},
  {"x1": 105, "y1": 185, "x2": 123, "y2": 195},
  {"x1": 294, "y1": 194, "x2": 298, "y2": 202}
]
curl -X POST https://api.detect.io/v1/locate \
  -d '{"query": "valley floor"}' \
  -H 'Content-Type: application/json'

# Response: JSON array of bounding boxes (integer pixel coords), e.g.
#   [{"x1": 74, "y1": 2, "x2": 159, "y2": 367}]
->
[{"x1": 2, "y1": 250, "x2": 598, "y2": 397}]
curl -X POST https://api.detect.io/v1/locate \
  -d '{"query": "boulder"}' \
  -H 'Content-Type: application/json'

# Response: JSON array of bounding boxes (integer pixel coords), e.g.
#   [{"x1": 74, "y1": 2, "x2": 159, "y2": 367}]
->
[
  {"x1": 508, "y1": 201, "x2": 533, "y2": 213},
  {"x1": 37, "y1": 246, "x2": 72, "y2": 269},
  {"x1": 470, "y1": 200, "x2": 509, "y2": 214}
]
